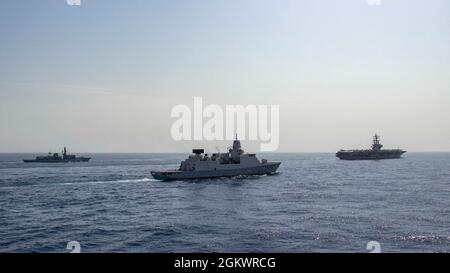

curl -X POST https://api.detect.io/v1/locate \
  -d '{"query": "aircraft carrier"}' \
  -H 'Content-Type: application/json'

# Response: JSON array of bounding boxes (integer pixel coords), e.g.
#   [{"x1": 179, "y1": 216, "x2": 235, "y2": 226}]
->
[{"x1": 336, "y1": 134, "x2": 406, "y2": 160}]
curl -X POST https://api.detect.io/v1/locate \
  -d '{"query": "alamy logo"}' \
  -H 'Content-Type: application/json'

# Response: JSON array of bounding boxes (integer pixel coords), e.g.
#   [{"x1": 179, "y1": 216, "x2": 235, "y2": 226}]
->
[
  {"x1": 66, "y1": 0, "x2": 81, "y2": 6},
  {"x1": 366, "y1": 241, "x2": 381, "y2": 253},
  {"x1": 171, "y1": 97, "x2": 280, "y2": 151},
  {"x1": 66, "y1": 241, "x2": 81, "y2": 253}
]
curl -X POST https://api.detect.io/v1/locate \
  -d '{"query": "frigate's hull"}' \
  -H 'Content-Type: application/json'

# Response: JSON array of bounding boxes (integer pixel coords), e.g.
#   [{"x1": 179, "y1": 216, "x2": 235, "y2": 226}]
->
[
  {"x1": 151, "y1": 162, "x2": 281, "y2": 181},
  {"x1": 336, "y1": 150, "x2": 405, "y2": 160},
  {"x1": 23, "y1": 158, "x2": 91, "y2": 163}
]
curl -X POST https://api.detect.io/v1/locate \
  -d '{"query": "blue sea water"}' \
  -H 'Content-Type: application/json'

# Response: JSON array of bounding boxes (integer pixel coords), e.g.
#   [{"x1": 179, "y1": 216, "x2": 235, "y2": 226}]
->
[{"x1": 0, "y1": 153, "x2": 449, "y2": 253}]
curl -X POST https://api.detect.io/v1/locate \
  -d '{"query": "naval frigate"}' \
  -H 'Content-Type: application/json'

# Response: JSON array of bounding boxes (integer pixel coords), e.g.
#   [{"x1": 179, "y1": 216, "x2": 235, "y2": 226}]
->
[
  {"x1": 336, "y1": 134, "x2": 406, "y2": 160},
  {"x1": 151, "y1": 137, "x2": 281, "y2": 181},
  {"x1": 23, "y1": 147, "x2": 91, "y2": 163}
]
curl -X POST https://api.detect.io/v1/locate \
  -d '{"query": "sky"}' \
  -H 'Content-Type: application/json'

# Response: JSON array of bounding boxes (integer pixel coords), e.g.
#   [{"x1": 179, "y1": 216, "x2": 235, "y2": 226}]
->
[{"x1": 0, "y1": 0, "x2": 449, "y2": 153}]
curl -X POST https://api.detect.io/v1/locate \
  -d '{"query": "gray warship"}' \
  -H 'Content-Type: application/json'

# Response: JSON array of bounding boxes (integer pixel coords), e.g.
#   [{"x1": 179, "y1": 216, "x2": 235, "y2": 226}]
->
[
  {"x1": 336, "y1": 134, "x2": 406, "y2": 160},
  {"x1": 151, "y1": 137, "x2": 281, "y2": 181},
  {"x1": 23, "y1": 147, "x2": 91, "y2": 163}
]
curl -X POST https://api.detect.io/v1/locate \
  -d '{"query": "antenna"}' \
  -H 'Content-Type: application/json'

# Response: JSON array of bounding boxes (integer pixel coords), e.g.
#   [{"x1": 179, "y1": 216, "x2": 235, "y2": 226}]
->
[{"x1": 373, "y1": 134, "x2": 380, "y2": 145}]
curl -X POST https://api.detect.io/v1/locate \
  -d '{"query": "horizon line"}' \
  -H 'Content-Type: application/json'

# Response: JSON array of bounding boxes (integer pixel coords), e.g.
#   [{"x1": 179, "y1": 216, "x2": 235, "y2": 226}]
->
[{"x1": 1, "y1": 151, "x2": 450, "y2": 154}]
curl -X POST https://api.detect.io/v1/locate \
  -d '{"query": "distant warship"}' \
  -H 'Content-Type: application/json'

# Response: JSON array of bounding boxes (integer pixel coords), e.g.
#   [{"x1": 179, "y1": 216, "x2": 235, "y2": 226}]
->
[
  {"x1": 23, "y1": 147, "x2": 91, "y2": 163},
  {"x1": 151, "y1": 136, "x2": 281, "y2": 181},
  {"x1": 336, "y1": 134, "x2": 406, "y2": 160}
]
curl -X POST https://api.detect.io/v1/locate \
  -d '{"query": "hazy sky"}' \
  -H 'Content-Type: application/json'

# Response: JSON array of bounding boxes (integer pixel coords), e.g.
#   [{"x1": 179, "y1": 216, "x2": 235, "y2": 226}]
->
[{"x1": 1, "y1": 0, "x2": 449, "y2": 152}]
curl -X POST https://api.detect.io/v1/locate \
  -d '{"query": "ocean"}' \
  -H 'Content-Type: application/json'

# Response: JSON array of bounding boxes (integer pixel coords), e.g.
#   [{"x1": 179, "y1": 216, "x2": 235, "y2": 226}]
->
[{"x1": 0, "y1": 153, "x2": 449, "y2": 253}]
